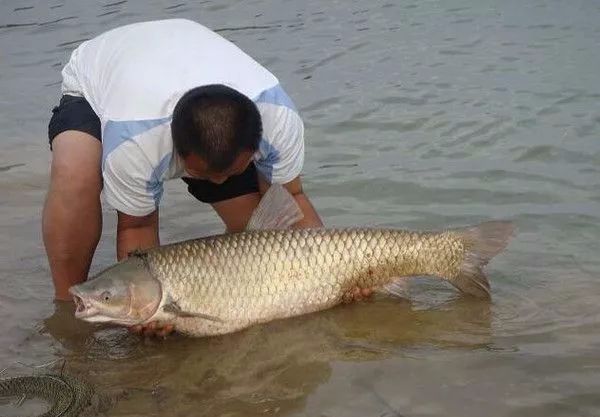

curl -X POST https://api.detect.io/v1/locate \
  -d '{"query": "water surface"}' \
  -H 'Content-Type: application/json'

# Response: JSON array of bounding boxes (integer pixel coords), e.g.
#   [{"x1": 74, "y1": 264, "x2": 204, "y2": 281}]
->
[{"x1": 1, "y1": 0, "x2": 599, "y2": 416}]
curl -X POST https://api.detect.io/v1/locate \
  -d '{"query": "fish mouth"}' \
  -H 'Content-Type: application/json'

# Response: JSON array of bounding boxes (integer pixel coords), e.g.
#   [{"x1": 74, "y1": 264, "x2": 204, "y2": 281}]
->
[{"x1": 69, "y1": 288, "x2": 98, "y2": 319}]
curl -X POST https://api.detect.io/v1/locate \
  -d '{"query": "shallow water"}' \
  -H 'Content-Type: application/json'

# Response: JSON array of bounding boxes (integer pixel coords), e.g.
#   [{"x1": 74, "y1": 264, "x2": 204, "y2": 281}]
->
[{"x1": 1, "y1": 0, "x2": 599, "y2": 416}]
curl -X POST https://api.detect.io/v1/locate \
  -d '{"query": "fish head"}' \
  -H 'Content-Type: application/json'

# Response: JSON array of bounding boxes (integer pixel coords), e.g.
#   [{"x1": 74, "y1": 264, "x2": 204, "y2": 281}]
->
[{"x1": 69, "y1": 255, "x2": 162, "y2": 326}]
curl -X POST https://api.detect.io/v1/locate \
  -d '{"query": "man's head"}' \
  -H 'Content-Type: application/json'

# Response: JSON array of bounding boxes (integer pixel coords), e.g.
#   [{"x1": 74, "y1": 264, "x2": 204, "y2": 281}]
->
[{"x1": 171, "y1": 84, "x2": 262, "y2": 184}]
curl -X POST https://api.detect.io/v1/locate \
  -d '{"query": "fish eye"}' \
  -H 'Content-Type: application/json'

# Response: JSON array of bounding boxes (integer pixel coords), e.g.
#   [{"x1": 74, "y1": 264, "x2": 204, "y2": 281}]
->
[{"x1": 101, "y1": 291, "x2": 111, "y2": 302}]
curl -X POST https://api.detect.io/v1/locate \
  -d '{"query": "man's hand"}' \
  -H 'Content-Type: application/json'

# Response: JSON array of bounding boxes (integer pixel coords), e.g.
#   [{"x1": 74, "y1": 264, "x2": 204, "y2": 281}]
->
[
  {"x1": 129, "y1": 321, "x2": 175, "y2": 338},
  {"x1": 343, "y1": 287, "x2": 374, "y2": 303}
]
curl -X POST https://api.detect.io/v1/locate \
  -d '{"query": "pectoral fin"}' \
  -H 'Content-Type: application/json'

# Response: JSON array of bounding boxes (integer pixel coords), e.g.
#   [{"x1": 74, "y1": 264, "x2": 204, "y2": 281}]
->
[{"x1": 162, "y1": 302, "x2": 224, "y2": 323}]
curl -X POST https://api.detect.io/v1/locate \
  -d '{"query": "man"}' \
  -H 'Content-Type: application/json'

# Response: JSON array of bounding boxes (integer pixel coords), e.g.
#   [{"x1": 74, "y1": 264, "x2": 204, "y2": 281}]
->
[{"x1": 43, "y1": 19, "x2": 325, "y2": 334}]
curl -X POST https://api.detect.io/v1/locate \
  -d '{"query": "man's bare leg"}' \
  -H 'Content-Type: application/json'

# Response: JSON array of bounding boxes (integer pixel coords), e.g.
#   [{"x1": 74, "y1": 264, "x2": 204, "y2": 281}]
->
[{"x1": 42, "y1": 130, "x2": 103, "y2": 300}]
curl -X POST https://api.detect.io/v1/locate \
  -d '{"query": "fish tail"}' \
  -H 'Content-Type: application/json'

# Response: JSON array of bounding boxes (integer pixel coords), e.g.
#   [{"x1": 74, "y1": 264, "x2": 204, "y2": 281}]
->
[{"x1": 448, "y1": 220, "x2": 515, "y2": 298}]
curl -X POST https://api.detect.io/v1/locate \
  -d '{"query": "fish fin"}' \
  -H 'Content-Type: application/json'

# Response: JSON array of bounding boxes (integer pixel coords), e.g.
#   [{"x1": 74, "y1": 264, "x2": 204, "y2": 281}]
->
[
  {"x1": 246, "y1": 183, "x2": 304, "y2": 230},
  {"x1": 377, "y1": 277, "x2": 411, "y2": 298},
  {"x1": 162, "y1": 302, "x2": 224, "y2": 323},
  {"x1": 450, "y1": 220, "x2": 515, "y2": 298}
]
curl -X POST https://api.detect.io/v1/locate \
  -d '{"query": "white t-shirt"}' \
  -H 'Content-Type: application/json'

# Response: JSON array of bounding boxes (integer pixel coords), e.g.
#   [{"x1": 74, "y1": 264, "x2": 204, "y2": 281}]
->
[{"x1": 61, "y1": 19, "x2": 304, "y2": 216}]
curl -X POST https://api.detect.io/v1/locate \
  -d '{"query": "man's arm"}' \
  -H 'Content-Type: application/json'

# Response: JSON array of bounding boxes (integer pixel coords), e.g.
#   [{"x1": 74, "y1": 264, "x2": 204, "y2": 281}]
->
[
  {"x1": 116, "y1": 210, "x2": 160, "y2": 260},
  {"x1": 42, "y1": 131, "x2": 103, "y2": 301}
]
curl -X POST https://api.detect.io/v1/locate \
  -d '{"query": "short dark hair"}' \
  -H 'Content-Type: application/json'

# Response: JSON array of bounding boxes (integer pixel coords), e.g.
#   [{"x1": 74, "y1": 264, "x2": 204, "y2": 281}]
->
[{"x1": 171, "y1": 84, "x2": 262, "y2": 172}]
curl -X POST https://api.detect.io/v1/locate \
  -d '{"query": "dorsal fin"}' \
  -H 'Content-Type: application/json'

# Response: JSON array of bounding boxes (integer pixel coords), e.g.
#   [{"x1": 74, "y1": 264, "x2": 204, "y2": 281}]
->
[{"x1": 246, "y1": 184, "x2": 304, "y2": 230}]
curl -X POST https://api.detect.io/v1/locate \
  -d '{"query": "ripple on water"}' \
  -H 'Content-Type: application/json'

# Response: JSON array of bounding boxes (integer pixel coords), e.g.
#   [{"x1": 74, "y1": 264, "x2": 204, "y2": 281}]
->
[{"x1": 1, "y1": 0, "x2": 600, "y2": 416}]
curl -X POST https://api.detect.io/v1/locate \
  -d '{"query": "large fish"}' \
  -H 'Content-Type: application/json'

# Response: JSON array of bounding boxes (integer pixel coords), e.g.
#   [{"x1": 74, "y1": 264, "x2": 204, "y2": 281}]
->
[{"x1": 70, "y1": 185, "x2": 514, "y2": 336}]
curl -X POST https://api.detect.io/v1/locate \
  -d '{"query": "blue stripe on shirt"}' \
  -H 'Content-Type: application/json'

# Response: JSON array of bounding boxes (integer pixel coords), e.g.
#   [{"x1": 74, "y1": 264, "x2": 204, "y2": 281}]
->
[
  {"x1": 253, "y1": 84, "x2": 297, "y2": 181},
  {"x1": 254, "y1": 138, "x2": 280, "y2": 182},
  {"x1": 147, "y1": 153, "x2": 171, "y2": 206},
  {"x1": 254, "y1": 84, "x2": 297, "y2": 111},
  {"x1": 102, "y1": 117, "x2": 171, "y2": 168}
]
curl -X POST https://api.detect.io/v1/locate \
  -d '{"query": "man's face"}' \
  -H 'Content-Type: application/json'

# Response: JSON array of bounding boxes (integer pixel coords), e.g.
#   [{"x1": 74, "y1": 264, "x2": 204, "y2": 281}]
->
[{"x1": 183, "y1": 151, "x2": 254, "y2": 184}]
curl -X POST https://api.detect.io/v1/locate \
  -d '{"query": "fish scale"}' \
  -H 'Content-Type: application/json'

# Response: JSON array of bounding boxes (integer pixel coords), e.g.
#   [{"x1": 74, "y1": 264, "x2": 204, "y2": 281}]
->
[{"x1": 144, "y1": 227, "x2": 469, "y2": 336}]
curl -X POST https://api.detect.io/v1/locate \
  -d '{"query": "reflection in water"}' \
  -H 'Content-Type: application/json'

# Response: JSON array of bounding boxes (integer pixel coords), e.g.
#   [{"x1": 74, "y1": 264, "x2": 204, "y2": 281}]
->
[{"x1": 42, "y1": 296, "x2": 491, "y2": 416}]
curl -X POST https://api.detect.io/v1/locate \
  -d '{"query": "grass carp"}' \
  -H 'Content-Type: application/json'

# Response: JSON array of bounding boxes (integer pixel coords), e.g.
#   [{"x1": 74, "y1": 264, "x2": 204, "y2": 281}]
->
[{"x1": 70, "y1": 185, "x2": 514, "y2": 337}]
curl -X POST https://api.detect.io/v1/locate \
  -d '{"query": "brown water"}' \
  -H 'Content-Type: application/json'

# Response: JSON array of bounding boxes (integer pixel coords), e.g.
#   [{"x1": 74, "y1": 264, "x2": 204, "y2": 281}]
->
[{"x1": 1, "y1": 0, "x2": 600, "y2": 416}]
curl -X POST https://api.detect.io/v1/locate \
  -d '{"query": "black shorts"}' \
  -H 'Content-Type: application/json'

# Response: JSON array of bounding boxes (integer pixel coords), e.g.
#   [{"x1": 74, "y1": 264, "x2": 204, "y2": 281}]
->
[
  {"x1": 47, "y1": 95, "x2": 259, "y2": 204},
  {"x1": 48, "y1": 95, "x2": 101, "y2": 146}
]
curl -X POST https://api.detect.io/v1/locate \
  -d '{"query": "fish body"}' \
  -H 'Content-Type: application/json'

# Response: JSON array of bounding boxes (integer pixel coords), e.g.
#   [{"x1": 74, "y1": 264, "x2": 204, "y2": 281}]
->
[
  {"x1": 143, "y1": 225, "x2": 503, "y2": 336},
  {"x1": 70, "y1": 185, "x2": 514, "y2": 337}
]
